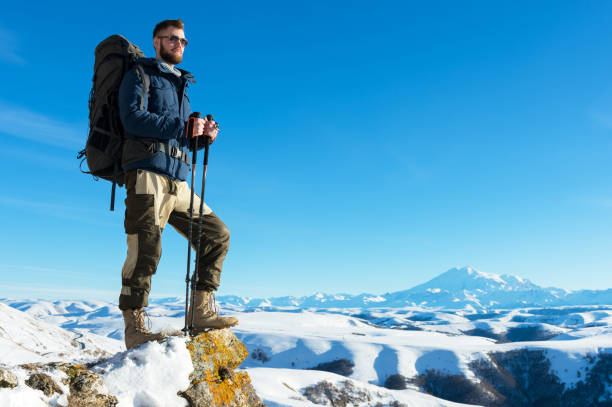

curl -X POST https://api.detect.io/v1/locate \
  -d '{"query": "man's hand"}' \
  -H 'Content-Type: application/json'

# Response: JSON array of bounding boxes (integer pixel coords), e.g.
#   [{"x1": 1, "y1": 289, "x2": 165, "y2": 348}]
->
[{"x1": 193, "y1": 117, "x2": 219, "y2": 143}]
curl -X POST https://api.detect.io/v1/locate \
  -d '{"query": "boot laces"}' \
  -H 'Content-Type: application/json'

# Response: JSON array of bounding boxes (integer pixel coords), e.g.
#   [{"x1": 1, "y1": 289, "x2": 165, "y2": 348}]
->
[
  {"x1": 208, "y1": 292, "x2": 220, "y2": 315},
  {"x1": 136, "y1": 308, "x2": 153, "y2": 333}
]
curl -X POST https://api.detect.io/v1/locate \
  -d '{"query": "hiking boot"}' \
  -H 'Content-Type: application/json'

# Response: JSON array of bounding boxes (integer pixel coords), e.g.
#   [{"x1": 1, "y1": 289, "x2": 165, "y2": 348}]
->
[
  {"x1": 189, "y1": 290, "x2": 239, "y2": 334},
  {"x1": 122, "y1": 308, "x2": 168, "y2": 350}
]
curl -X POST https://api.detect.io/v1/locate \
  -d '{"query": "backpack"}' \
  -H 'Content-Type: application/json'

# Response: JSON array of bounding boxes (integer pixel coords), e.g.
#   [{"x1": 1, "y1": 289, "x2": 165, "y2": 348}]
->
[{"x1": 78, "y1": 35, "x2": 150, "y2": 211}]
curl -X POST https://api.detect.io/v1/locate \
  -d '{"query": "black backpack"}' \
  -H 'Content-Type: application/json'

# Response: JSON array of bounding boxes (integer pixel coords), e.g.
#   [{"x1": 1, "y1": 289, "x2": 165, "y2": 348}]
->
[{"x1": 78, "y1": 35, "x2": 150, "y2": 211}]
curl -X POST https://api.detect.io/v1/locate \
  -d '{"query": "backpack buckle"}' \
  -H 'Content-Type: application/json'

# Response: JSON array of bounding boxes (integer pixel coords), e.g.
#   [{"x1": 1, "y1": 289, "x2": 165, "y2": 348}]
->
[{"x1": 149, "y1": 140, "x2": 159, "y2": 154}]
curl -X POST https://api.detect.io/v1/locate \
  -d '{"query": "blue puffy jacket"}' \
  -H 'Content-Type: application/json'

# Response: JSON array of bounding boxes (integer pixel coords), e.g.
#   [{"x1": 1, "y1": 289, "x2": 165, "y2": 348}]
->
[{"x1": 118, "y1": 58, "x2": 197, "y2": 182}]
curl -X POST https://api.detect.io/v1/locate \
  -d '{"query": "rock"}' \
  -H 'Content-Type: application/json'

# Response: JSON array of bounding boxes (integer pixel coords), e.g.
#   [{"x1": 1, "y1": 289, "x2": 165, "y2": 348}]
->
[
  {"x1": 13, "y1": 363, "x2": 117, "y2": 406},
  {"x1": 25, "y1": 372, "x2": 63, "y2": 396},
  {"x1": 303, "y1": 380, "x2": 373, "y2": 406},
  {"x1": 179, "y1": 329, "x2": 266, "y2": 407},
  {"x1": 0, "y1": 368, "x2": 18, "y2": 388},
  {"x1": 63, "y1": 365, "x2": 118, "y2": 407}
]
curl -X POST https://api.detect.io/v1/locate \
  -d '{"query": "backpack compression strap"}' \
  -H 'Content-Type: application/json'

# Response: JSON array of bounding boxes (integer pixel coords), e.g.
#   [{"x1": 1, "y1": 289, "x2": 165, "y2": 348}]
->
[
  {"x1": 110, "y1": 63, "x2": 150, "y2": 211},
  {"x1": 135, "y1": 64, "x2": 150, "y2": 111}
]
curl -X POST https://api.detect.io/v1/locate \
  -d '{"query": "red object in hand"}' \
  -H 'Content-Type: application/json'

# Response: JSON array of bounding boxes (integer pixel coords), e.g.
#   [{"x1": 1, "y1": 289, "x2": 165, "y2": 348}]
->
[{"x1": 186, "y1": 112, "x2": 201, "y2": 138}]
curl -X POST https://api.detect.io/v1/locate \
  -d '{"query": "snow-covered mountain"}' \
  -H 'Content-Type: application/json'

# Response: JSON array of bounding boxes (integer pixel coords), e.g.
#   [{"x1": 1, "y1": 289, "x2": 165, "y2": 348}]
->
[
  {"x1": 216, "y1": 267, "x2": 612, "y2": 311},
  {"x1": 385, "y1": 267, "x2": 568, "y2": 310}
]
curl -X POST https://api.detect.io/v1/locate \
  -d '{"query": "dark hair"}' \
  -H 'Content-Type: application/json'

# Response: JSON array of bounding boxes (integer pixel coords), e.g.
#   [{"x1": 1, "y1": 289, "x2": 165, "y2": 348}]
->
[{"x1": 153, "y1": 19, "x2": 185, "y2": 38}]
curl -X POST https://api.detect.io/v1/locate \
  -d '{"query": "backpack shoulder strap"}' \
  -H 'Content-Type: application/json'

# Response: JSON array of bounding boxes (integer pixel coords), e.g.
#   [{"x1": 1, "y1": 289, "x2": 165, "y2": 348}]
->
[{"x1": 135, "y1": 64, "x2": 150, "y2": 111}]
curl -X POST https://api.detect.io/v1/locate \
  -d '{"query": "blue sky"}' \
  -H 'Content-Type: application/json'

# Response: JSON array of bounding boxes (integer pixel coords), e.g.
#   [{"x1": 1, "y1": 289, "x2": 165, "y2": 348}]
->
[{"x1": 2, "y1": 1, "x2": 612, "y2": 300}]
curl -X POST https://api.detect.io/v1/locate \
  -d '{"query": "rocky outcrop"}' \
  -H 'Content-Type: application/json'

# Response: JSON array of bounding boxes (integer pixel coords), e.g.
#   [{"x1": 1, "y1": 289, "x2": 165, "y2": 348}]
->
[
  {"x1": 25, "y1": 372, "x2": 63, "y2": 396},
  {"x1": 179, "y1": 329, "x2": 265, "y2": 407},
  {"x1": 302, "y1": 380, "x2": 374, "y2": 406},
  {"x1": 1, "y1": 329, "x2": 264, "y2": 406},
  {"x1": 14, "y1": 362, "x2": 118, "y2": 406},
  {"x1": 0, "y1": 367, "x2": 18, "y2": 388},
  {"x1": 64, "y1": 364, "x2": 118, "y2": 407}
]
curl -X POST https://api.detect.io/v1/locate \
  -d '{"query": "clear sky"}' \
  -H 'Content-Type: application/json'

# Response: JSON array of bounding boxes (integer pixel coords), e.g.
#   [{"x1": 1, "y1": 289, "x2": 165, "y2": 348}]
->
[{"x1": 1, "y1": 1, "x2": 612, "y2": 301}]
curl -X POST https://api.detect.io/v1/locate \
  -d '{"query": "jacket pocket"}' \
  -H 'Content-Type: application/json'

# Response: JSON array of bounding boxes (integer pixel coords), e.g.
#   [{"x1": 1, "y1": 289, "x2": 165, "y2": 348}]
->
[{"x1": 149, "y1": 82, "x2": 177, "y2": 112}]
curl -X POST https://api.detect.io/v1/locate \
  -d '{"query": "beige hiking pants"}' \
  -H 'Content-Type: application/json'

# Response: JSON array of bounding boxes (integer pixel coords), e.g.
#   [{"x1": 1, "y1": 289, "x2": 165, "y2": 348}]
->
[{"x1": 119, "y1": 169, "x2": 230, "y2": 310}]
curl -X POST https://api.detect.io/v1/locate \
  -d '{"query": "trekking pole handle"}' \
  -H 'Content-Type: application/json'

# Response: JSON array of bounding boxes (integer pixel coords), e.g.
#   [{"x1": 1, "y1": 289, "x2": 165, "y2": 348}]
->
[
  {"x1": 206, "y1": 114, "x2": 215, "y2": 139},
  {"x1": 187, "y1": 112, "x2": 201, "y2": 139},
  {"x1": 203, "y1": 114, "x2": 213, "y2": 164}
]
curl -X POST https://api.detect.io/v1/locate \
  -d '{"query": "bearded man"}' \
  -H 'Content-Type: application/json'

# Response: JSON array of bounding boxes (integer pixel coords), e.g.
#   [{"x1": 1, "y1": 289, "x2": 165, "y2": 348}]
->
[{"x1": 117, "y1": 19, "x2": 238, "y2": 350}]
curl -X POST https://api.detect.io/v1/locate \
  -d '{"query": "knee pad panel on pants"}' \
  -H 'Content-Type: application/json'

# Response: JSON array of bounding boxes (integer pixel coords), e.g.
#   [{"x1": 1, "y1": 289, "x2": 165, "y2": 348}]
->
[
  {"x1": 134, "y1": 228, "x2": 162, "y2": 276},
  {"x1": 123, "y1": 193, "x2": 162, "y2": 282},
  {"x1": 124, "y1": 194, "x2": 156, "y2": 234}
]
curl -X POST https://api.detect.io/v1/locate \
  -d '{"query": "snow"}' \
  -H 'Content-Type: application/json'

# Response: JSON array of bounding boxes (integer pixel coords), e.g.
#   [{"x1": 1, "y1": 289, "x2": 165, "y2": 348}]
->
[
  {"x1": 234, "y1": 310, "x2": 495, "y2": 380},
  {"x1": 0, "y1": 302, "x2": 120, "y2": 364},
  {"x1": 95, "y1": 337, "x2": 192, "y2": 407},
  {"x1": 248, "y1": 367, "x2": 475, "y2": 407},
  {"x1": 0, "y1": 367, "x2": 51, "y2": 407},
  {"x1": 0, "y1": 336, "x2": 191, "y2": 407},
  {"x1": 0, "y1": 267, "x2": 611, "y2": 406},
  {"x1": 0, "y1": 359, "x2": 72, "y2": 406}
]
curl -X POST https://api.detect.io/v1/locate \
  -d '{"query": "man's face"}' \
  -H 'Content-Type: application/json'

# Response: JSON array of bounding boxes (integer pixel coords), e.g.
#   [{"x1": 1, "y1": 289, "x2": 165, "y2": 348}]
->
[{"x1": 154, "y1": 27, "x2": 187, "y2": 65}]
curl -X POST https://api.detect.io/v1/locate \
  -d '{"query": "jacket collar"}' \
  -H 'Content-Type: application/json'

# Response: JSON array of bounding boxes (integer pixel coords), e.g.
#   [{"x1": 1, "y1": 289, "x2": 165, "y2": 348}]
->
[
  {"x1": 177, "y1": 68, "x2": 195, "y2": 84},
  {"x1": 156, "y1": 58, "x2": 181, "y2": 77},
  {"x1": 140, "y1": 57, "x2": 196, "y2": 84}
]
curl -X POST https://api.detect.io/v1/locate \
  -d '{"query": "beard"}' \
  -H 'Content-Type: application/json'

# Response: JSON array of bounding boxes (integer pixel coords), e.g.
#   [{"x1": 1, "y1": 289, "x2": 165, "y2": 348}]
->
[{"x1": 159, "y1": 42, "x2": 183, "y2": 65}]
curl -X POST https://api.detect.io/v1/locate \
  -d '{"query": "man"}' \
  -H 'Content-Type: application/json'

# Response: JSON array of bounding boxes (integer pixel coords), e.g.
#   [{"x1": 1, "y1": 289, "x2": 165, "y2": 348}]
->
[{"x1": 117, "y1": 19, "x2": 238, "y2": 350}]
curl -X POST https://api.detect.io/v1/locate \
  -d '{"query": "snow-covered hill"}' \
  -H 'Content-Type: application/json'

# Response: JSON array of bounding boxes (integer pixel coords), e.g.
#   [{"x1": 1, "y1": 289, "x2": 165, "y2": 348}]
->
[{"x1": 0, "y1": 303, "x2": 121, "y2": 364}]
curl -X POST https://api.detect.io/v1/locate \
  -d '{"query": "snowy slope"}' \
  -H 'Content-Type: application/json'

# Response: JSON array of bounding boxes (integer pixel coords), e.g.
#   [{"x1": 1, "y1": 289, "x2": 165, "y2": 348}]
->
[
  {"x1": 0, "y1": 303, "x2": 121, "y2": 364},
  {"x1": 248, "y1": 368, "x2": 476, "y2": 407}
]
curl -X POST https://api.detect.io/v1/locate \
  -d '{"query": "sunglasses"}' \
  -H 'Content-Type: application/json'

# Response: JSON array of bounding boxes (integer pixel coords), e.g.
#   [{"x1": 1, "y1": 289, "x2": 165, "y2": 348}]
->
[{"x1": 157, "y1": 35, "x2": 188, "y2": 47}]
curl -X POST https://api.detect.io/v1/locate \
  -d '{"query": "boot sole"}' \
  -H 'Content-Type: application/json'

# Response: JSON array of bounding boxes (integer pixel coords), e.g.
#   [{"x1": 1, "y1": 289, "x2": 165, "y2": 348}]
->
[{"x1": 189, "y1": 323, "x2": 238, "y2": 336}]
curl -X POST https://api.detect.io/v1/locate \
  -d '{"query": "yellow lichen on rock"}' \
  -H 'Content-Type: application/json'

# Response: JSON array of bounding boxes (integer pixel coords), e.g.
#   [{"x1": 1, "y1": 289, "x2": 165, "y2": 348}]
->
[
  {"x1": 180, "y1": 329, "x2": 265, "y2": 407},
  {"x1": 208, "y1": 372, "x2": 253, "y2": 406}
]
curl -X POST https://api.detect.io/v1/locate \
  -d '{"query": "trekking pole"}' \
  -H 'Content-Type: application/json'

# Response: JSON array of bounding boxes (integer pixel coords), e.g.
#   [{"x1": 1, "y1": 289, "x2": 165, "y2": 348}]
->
[
  {"x1": 182, "y1": 112, "x2": 201, "y2": 335},
  {"x1": 189, "y1": 114, "x2": 214, "y2": 333}
]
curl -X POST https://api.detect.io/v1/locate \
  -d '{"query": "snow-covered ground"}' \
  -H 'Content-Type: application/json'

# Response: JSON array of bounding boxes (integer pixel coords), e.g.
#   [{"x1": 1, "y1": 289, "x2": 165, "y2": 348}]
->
[
  {"x1": 1, "y1": 268, "x2": 611, "y2": 406},
  {"x1": 1, "y1": 297, "x2": 611, "y2": 406},
  {"x1": 247, "y1": 368, "x2": 473, "y2": 407}
]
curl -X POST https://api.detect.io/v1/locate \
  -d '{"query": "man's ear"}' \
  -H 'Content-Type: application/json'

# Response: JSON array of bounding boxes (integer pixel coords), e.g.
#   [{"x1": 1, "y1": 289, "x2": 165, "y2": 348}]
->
[{"x1": 153, "y1": 37, "x2": 160, "y2": 54}]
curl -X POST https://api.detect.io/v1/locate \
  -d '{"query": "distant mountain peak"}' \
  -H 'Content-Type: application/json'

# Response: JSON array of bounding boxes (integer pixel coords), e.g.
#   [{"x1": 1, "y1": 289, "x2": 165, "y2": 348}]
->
[
  {"x1": 423, "y1": 267, "x2": 537, "y2": 290},
  {"x1": 444, "y1": 266, "x2": 504, "y2": 281}
]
